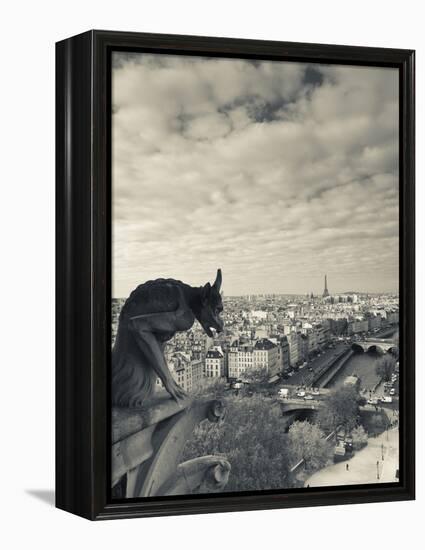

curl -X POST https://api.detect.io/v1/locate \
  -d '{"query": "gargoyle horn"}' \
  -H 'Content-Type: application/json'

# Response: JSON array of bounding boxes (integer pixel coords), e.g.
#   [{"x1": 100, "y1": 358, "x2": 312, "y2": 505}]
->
[{"x1": 213, "y1": 268, "x2": 222, "y2": 292}]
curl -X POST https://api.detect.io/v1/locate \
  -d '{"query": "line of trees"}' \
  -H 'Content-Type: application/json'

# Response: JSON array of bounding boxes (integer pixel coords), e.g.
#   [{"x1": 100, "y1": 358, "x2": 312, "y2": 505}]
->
[
  {"x1": 375, "y1": 355, "x2": 397, "y2": 382},
  {"x1": 183, "y1": 381, "x2": 371, "y2": 492}
]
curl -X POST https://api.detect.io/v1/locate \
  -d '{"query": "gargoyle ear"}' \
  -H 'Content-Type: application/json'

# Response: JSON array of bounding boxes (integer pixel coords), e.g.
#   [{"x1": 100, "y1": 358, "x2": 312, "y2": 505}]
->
[
  {"x1": 201, "y1": 282, "x2": 211, "y2": 304},
  {"x1": 213, "y1": 268, "x2": 222, "y2": 292}
]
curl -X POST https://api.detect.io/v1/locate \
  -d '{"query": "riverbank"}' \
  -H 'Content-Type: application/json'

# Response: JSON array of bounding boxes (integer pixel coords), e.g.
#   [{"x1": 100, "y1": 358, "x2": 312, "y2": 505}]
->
[
  {"x1": 304, "y1": 427, "x2": 399, "y2": 487},
  {"x1": 315, "y1": 348, "x2": 354, "y2": 387}
]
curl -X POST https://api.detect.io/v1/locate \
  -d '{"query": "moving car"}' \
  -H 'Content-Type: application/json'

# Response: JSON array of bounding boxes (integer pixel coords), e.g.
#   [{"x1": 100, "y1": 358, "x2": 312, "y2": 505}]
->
[{"x1": 304, "y1": 394, "x2": 314, "y2": 400}]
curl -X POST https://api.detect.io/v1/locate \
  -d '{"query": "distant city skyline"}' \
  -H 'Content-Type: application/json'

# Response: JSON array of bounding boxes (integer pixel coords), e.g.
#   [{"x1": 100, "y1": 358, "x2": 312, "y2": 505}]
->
[
  {"x1": 112, "y1": 53, "x2": 399, "y2": 298},
  {"x1": 112, "y1": 273, "x2": 398, "y2": 299}
]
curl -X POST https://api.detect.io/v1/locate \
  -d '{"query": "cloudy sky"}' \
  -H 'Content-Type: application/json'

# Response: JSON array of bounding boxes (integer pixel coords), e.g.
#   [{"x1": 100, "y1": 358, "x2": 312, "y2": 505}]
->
[{"x1": 112, "y1": 52, "x2": 399, "y2": 298}]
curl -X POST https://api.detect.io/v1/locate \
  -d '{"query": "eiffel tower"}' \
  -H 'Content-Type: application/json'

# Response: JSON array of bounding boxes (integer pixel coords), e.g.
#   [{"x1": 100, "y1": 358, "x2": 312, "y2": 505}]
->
[{"x1": 322, "y1": 274, "x2": 330, "y2": 297}]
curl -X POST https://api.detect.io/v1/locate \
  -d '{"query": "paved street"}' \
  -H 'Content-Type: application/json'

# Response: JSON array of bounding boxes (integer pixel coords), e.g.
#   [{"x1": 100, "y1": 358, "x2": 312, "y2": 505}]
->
[
  {"x1": 304, "y1": 427, "x2": 399, "y2": 487},
  {"x1": 285, "y1": 342, "x2": 349, "y2": 387}
]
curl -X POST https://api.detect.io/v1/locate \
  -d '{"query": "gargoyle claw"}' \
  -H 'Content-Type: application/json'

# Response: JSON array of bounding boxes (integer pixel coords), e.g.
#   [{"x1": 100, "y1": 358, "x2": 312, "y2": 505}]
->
[{"x1": 164, "y1": 378, "x2": 187, "y2": 402}]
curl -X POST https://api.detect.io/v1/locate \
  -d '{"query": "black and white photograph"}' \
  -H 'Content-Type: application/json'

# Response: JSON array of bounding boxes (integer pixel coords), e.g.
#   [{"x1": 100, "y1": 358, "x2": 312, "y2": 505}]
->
[
  {"x1": 110, "y1": 52, "x2": 401, "y2": 498},
  {"x1": 1, "y1": 0, "x2": 421, "y2": 542}
]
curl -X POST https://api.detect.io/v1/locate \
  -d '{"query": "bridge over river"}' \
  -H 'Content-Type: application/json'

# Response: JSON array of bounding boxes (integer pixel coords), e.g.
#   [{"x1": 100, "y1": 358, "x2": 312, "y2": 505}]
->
[
  {"x1": 279, "y1": 398, "x2": 324, "y2": 428},
  {"x1": 280, "y1": 398, "x2": 323, "y2": 414},
  {"x1": 353, "y1": 338, "x2": 398, "y2": 354},
  {"x1": 279, "y1": 396, "x2": 392, "y2": 426}
]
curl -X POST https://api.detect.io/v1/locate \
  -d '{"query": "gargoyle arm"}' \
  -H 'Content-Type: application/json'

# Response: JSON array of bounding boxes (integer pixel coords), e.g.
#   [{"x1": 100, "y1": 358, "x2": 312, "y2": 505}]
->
[
  {"x1": 129, "y1": 315, "x2": 187, "y2": 401},
  {"x1": 129, "y1": 310, "x2": 183, "y2": 331}
]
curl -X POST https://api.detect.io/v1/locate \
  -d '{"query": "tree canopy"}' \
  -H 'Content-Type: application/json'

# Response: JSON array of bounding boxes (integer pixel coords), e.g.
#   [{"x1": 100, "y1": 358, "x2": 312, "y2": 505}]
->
[
  {"x1": 351, "y1": 425, "x2": 368, "y2": 450},
  {"x1": 287, "y1": 421, "x2": 333, "y2": 471},
  {"x1": 317, "y1": 385, "x2": 360, "y2": 433},
  {"x1": 375, "y1": 355, "x2": 396, "y2": 382},
  {"x1": 182, "y1": 394, "x2": 293, "y2": 492}
]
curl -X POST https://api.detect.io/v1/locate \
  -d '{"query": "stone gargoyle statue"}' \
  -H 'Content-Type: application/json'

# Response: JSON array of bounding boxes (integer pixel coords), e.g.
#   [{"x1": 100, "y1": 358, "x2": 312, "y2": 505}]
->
[{"x1": 112, "y1": 269, "x2": 224, "y2": 407}]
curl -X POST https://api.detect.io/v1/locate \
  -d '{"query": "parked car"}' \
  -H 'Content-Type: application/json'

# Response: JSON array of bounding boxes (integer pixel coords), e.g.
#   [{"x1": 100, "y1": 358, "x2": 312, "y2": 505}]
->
[
  {"x1": 380, "y1": 396, "x2": 393, "y2": 403},
  {"x1": 389, "y1": 388, "x2": 396, "y2": 396},
  {"x1": 304, "y1": 394, "x2": 314, "y2": 400},
  {"x1": 296, "y1": 391, "x2": 306, "y2": 398},
  {"x1": 368, "y1": 398, "x2": 379, "y2": 405},
  {"x1": 311, "y1": 388, "x2": 320, "y2": 396}
]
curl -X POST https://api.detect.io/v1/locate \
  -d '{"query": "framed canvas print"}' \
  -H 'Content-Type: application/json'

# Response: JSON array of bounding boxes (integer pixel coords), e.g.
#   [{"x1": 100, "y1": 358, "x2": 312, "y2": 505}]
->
[{"x1": 56, "y1": 30, "x2": 415, "y2": 520}]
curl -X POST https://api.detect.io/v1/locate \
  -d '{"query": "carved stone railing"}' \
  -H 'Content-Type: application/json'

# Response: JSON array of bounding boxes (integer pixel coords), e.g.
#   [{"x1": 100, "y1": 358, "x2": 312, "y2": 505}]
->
[{"x1": 111, "y1": 393, "x2": 230, "y2": 498}]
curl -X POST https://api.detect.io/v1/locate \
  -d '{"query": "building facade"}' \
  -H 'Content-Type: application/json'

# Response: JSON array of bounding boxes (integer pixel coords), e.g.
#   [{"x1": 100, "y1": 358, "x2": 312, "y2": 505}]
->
[
  {"x1": 253, "y1": 338, "x2": 279, "y2": 376},
  {"x1": 169, "y1": 352, "x2": 204, "y2": 393},
  {"x1": 227, "y1": 338, "x2": 278, "y2": 379},
  {"x1": 277, "y1": 336, "x2": 290, "y2": 372},
  {"x1": 228, "y1": 341, "x2": 254, "y2": 380},
  {"x1": 205, "y1": 347, "x2": 225, "y2": 378},
  {"x1": 287, "y1": 331, "x2": 300, "y2": 367},
  {"x1": 348, "y1": 319, "x2": 369, "y2": 335}
]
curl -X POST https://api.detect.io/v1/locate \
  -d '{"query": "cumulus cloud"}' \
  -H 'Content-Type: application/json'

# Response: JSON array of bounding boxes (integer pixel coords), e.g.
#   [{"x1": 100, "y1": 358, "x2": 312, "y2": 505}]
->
[{"x1": 112, "y1": 53, "x2": 399, "y2": 297}]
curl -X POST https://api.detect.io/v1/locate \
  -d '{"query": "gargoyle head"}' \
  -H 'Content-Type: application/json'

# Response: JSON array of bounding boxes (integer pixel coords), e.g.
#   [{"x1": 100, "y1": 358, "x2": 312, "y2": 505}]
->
[{"x1": 198, "y1": 269, "x2": 224, "y2": 338}]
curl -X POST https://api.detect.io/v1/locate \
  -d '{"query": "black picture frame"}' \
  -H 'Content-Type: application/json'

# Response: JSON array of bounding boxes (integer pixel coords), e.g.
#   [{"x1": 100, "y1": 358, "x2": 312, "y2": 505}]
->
[{"x1": 56, "y1": 30, "x2": 415, "y2": 520}]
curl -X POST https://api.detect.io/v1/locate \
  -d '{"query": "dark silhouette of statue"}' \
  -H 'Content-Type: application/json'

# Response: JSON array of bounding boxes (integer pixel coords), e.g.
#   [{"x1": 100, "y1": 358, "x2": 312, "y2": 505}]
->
[{"x1": 112, "y1": 269, "x2": 224, "y2": 407}]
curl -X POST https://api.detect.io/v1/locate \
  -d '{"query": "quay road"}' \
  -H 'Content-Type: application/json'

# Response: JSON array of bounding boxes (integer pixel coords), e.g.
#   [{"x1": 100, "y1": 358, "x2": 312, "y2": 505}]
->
[
  {"x1": 284, "y1": 342, "x2": 350, "y2": 388},
  {"x1": 374, "y1": 326, "x2": 398, "y2": 339},
  {"x1": 282, "y1": 325, "x2": 398, "y2": 391}
]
